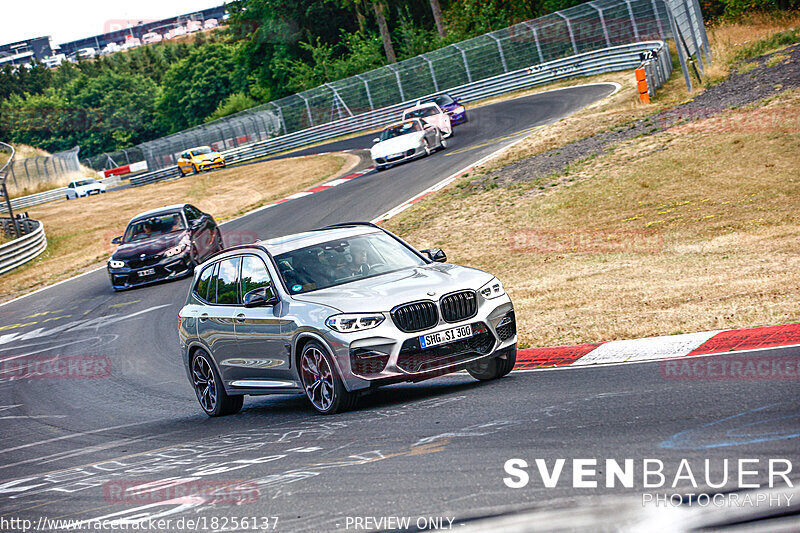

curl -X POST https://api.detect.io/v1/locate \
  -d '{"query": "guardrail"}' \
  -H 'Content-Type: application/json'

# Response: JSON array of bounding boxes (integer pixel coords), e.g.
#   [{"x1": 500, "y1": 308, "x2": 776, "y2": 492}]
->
[
  {"x1": 130, "y1": 41, "x2": 670, "y2": 188},
  {"x1": 0, "y1": 218, "x2": 47, "y2": 275},
  {"x1": 0, "y1": 175, "x2": 119, "y2": 213}
]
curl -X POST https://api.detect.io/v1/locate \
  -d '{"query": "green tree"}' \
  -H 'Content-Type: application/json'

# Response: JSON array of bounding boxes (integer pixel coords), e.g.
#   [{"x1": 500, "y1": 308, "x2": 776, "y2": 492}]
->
[
  {"x1": 205, "y1": 92, "x2": 260, "y2": 122},
  {"x1": 157, "y1": 42, "x2": 247, "y2": 132}
]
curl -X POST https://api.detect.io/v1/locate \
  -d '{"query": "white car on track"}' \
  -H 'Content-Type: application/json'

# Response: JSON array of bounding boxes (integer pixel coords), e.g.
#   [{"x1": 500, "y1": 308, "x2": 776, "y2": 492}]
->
[
  {"x1": 65, "y1": 178, "x2": 106, "y2": 200},
  {"x1": 402, "y1": 102, "x2": 453, "y2": 138},
  {"x1": 370, "y1": 118, "x2": 446, "y2": 171}
]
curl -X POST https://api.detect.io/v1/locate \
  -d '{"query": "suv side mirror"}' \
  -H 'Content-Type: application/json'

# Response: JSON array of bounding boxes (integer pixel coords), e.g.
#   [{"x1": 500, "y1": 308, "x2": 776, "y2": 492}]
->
[
  {"x1": 244, "y1": 284, "x2": 280, "y2": 308},
  {"x1": 111, "y1": 236, "x2": 122, "y2": 244},
  {"x1": 421, "y1": 248, "x2": 446, "y2": 263}
]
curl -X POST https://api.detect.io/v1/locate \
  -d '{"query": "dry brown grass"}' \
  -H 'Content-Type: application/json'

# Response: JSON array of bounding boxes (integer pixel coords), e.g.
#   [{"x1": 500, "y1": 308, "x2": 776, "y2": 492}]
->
[
  {"x1": 385, "y1": 90, "x2": 800, "y2": 348},
  {"x1": 0, "y1": 152, "x2": 355, "y2": 302},
  {"x1": 704, "y1": 11, "x2": 800, "y2": 83},
  {"x1": 5, "y1": 144, "x2": 102, "y2": 198}
]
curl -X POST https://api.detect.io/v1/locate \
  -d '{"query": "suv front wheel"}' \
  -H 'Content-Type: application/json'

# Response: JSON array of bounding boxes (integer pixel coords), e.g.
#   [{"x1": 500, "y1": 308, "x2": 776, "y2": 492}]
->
[{"x1": 299, "y1": 341, "x2": 356, "y2": 414}]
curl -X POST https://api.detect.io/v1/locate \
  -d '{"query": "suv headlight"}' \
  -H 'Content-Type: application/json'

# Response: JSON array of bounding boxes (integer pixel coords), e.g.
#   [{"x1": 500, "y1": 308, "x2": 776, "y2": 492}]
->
[
  {"x1": 165, "y1": 242, "x2": 189, "y2": 257},
  {"x1": 479, "y1": 278, "x2": 506, "y2": 299},
  {"x1": 109, "y1": 260, "x2": 125, "y2": 269},
  {"x1": 325, "y1": 313, "x2": 385, "y2": 333}
]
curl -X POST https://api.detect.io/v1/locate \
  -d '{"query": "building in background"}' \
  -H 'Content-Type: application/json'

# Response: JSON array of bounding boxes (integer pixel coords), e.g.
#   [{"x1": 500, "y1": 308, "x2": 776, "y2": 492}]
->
[
  {"x1": 0, "y1": 4, "x2": 226, "y2": 69},
  {"x1": 0, "y1": 37, "x2": 53, "y2": 67}
]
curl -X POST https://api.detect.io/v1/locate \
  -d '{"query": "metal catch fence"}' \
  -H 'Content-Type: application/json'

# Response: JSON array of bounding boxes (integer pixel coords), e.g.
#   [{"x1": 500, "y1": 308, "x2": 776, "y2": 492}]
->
[
  {"x1": 4, "y1": 146, "x2": 85, "y2": 198},
  {"x1": 130, "y1": 40, "x2": 671, "y2": 187},
  {"x1": 137, "y1": 0, "x2": 708, "y2": 172}
]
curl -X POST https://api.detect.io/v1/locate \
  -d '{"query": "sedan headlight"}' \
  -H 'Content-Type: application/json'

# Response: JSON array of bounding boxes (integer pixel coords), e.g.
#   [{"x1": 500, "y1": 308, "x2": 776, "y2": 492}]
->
[
  {"x1": 325, "y1": 313, "x2": 385, "y2": 333},
  {"x1": 165, "y1": 242, "x2": 189, "y2": 257},
  {"x1": 109, "y1": 260, "x2": 125, "y2": 269},
  {"x1": 454, "y1": 105, "x2": 465, "y2": 113},
  {"x1": 479, "y1": 278, "x2": 506, "y2": 299}
]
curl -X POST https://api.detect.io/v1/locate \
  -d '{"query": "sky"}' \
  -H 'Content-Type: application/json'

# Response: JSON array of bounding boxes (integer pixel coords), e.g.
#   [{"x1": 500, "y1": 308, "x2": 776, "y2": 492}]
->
[{"x1": 1, "y1": 0, "x2": 226, "y2": 46}]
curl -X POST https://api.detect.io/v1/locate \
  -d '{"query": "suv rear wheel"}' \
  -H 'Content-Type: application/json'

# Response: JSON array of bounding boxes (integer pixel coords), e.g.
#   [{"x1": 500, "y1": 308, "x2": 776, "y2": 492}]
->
[
  {"x1": 191, "y1": 349, "x2": 243, "y2": 416},
  {"x1": 299, "y1": 341, "x2": 356, "y2": 414}
]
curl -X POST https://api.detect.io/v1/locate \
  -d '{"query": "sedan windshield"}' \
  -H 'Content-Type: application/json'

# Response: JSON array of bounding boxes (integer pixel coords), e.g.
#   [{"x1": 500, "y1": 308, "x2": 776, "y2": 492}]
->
[
  {"x1": 275, "y1": 232, "x2": 426, "y2": 294},
  {"x1": 404, "y1": 107, "x2": 438, "y2": 119},
  {"x1": 380, "y1": 121, "x2": 421, "y2": 141},
  {"x1": 422, "y1": 94, "x2": 455, "y2": 107},
  {"x1": 123, "y1": 212, "x2": 186, "y2": 242}
]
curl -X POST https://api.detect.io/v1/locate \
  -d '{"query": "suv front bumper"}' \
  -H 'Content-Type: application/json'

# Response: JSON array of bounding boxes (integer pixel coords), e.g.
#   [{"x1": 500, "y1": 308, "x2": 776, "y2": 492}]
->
[{"x1": 324, "y1": 295, "x2": 516, "y2": 392}]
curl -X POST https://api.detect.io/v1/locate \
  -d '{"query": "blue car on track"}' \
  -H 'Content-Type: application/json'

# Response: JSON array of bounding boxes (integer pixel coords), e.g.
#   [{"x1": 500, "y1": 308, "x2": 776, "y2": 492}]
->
[{"x1": 419, "y1": 94, "x2": 468, "y2": 125}]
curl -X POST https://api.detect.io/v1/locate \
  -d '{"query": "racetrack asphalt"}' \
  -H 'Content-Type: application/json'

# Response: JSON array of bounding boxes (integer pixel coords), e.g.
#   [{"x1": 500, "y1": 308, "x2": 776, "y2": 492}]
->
[{"x1": 0, "y1": 83, "x2": 797, "y2": 531}]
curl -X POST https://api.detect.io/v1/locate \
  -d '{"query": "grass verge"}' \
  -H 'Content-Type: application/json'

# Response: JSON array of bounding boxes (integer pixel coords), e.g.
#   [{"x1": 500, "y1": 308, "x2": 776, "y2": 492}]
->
[
  {"x1": 0, "y1": 152, "x2": 355, "y2": 302},
  {"x1": 385, "y1": 76, "x2": 800, "y2": 347}
]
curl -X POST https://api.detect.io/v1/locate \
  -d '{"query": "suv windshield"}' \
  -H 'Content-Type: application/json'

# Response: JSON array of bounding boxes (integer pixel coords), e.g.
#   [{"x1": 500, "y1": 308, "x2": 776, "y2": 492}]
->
[
  {"x1": 380, "y1": 121, "x2": 421, "y2": 141},
  {"x1": 422, "y1": 94, "x2": 455, "y2": 107},
  {"x1": 275, "y1": 232, "x2": 426, "y2": 294},
  {"x1": 123, "y1": 212, "x2": 186, "y2": 242}
]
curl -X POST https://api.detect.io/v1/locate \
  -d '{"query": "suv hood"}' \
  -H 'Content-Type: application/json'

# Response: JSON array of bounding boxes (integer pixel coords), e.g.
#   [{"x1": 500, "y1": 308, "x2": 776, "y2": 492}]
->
[
  {"x1": 290, "y1": 263, "x2": 494, "y2": 312},
  {"x1": 112, "y1": 231, "x2": 187, "y2": 260}
]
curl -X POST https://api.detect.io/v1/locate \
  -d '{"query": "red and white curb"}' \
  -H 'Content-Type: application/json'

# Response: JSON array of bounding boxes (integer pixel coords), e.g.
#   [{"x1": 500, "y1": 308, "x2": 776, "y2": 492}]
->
[
  {"x1": 514, "y1": 323, "x2": 800, "y2": 371},
  {"x1": 261, "y1": 167, "x2": 373, "y2": 207}
]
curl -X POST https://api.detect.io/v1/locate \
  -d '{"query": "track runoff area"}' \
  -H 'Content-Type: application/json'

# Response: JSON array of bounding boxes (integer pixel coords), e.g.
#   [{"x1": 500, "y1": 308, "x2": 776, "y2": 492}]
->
[{"x1": 0, "y1": 84, "x2": 798, "y2": 532}]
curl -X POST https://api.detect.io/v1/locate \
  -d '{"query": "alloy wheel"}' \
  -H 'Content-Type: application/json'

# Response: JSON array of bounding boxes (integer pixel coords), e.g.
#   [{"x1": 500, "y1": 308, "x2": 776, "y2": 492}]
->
[
  {"x1": 191, "y1": 353, "x2": 217, "y2": 413},
  {"x1": 300, "y1": 346, "x2": 335, "y2": 412}
]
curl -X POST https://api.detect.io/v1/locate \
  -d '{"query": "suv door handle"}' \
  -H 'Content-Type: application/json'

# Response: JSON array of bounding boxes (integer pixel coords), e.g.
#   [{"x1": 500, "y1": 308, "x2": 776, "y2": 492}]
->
[
  {"x1": 235, "y1": 313, "x2": 246, "y2": 323},
  {"x1": 199, "y1": 313, "x2": 209, "y2": 322}
]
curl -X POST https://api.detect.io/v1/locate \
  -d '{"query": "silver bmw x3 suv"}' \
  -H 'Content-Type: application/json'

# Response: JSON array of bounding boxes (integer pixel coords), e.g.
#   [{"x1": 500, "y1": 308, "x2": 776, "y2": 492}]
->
[{"x1": 178, "y1": 222, "x2": 516, "y2": 415}]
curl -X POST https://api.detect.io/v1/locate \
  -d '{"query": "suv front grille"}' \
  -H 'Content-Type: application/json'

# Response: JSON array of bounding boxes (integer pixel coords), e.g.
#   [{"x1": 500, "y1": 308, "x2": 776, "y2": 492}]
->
[
  {"x1": 391, "y1": 301, "x2": 438, "y2": 333},
  {"x1": 397, "y1": 322, "x2": 494, "y2": 373},
  {"x1": 440, "y1": 290, "x2": 478, "y2": 323}
]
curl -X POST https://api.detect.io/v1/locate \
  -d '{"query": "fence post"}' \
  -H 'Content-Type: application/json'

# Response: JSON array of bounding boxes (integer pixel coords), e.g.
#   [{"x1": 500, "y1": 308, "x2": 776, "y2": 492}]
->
[
  {"x1": 523, "y1": 22, "x2": 545, "y2": 64},
  {"x1": 420, "y1": 55, "x2": 439, "y2": 93},
  {"x1": 690, "y1": 0, "x2": 711, "y2": 62},
  {"x1": 299, "y1": 94, "x2": 314, "y2": 127},
  {"x1": 667, "y1": 4, "x2": 692, "y2": 91},
  {"x1": 270, "y1": 102, "x2": 287, "y2": 135},
  {"x1": 556, "y1": 12, "x2": 579, "y2": 55},
  {"x1": 487, "y1": 33, "x2": 509, "y2": 72},
  {"x1": 387, "y1": 64, "x2": 406, "y2": 101},
  {"x1": 651, "y1": 0, "x2": 665, "y2": 38},
  {"x1": 623, "y1": 0, "x2": 640, "y2": 40},
  {"x1": 451, "y1": 44, "x2": 472, "y2": 83},
  {"x1": 355, "y1": 74, "x2": 375, "y2": 110},
  {"x1": 681, "y1": 0, "x2": 705, "y2": 73},
  {"x1": 587, "y1": 2, "x2": 612, "y2": 47}
]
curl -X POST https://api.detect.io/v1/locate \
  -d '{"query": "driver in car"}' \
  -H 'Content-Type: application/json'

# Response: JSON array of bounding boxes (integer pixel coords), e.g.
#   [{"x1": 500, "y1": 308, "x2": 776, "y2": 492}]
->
[{"x1": 350, "y1": 244, "x2": 370, "y2": 276}]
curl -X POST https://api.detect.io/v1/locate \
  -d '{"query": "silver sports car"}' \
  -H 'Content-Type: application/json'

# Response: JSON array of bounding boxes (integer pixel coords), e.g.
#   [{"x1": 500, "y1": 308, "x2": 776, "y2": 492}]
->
[{"x1": 178, "y1": 222, "x2": 516, "y2": 415}]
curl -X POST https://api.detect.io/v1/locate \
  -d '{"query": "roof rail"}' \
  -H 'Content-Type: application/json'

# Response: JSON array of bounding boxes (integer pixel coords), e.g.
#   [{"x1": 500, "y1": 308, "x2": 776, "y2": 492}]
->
[{"x1": 202, "y1": 241, "x2": 267, "y2": 264}]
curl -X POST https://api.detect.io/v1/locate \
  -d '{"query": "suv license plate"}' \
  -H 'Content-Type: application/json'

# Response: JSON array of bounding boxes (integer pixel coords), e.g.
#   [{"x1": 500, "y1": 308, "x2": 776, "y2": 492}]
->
[
  {"x1": 420, "y1": 325, "x2": 472, "y2": 349},
  {"x1": 138, "y1": 268, "x2": 155, "y2": 277}
]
